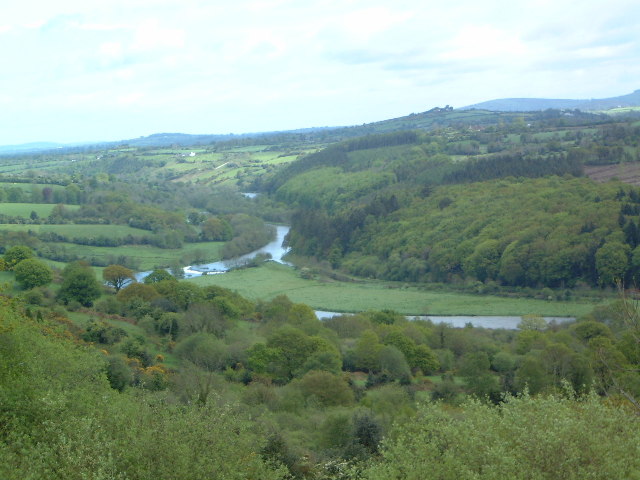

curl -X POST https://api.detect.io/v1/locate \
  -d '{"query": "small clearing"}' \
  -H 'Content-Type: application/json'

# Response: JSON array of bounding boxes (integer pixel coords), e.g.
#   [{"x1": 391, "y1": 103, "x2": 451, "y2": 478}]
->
[{"x1": 584, "y1": 162, "x2": 640, "y2": 186}]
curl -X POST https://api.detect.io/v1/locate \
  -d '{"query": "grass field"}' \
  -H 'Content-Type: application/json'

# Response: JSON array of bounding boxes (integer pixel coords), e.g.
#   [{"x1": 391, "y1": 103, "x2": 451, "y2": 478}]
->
[
  {"x1": 0, "y1": 223, "x2": 151, "y2": 238},
  {"x1": 0, "y1": 182, "x2": 67, "y2": 192},
  {"x1": 45, "y1": 241, "x2": 225, "y2": 271},
  {"x1": 0, "y1": 203, "x2": 80, "y2": 217},
  {"x1": 189, "y1": 262, "x2": 601, "y2": 316}
]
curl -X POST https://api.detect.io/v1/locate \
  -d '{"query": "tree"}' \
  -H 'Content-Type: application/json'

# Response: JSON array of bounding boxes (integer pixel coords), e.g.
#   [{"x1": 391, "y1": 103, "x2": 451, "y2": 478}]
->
[
  {"x1": 266, "y1": 326, "x2": 315, "y2": 381},
  {"x1": 117, "y1": 282, "x2": 160, "y2": 303},
  {"x1": 353, "y1": 330, "x2": 383, "y2": 372},
  {"x1": 518, "y1": 314, "x2": 547, "y2": 331},
  {"x1": 363, "y1": 391, "x2": 640, "y2": 479},
  {"x1": 295, "y1": 370, "x2": 355, "y2": 407},
  {"x1": 57, "y1": 262, "x2": 102, "y2": 307},
  {"x1": 13, "y1": 258, "x2": 53, "y2": 289},
  {"x1": 595, "y1": 241, "x2": 630, "y2": 286},
  {"x1": 3, "y1": 245, "x2": 34, "y2": 269},
  {"x1": 413, "y1": 344, "x2": 440, "y2": 374},
  {"x1": 465, "y1": 239, "x2": 501, "y2": 281},
  {"x1": 201, "y1": 216, "x2": 233, "y2": 241},
  {"x1": 143, "y1": 268, "x2": 176, "y2": 284},
  {"x1": 102, "y1": 264, "x2": 135, "y2": 292}
]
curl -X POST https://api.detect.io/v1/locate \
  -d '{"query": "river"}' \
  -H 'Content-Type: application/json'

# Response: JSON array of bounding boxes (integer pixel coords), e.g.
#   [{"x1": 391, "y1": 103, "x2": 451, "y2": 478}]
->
[
  {"x1": 135, "y1": 225, "x2": 291, "y2": 281},
  {"x1": 315, "y1": 311, "x2": 574, "y2": 330},
  {"x1": 136, "y1": 225, "x2": 573, "y2": 329}
]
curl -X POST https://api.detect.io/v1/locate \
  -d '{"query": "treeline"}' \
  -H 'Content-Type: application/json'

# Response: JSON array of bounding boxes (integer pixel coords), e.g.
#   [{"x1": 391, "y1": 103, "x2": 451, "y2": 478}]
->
[
  {"x1": 0, "y1": 182, "x2": 84, "y2": 204},
  {"x1": 442, "y1": 151, "x2": 583, "y2": 183},
  {"x1": 289, "y1": 177, "x2": 640, "y2": 288},
  {"x1": 258, "y1": 131, "x2": 420, "y2": 193},
  {"x1": 263, "y1": 116, "x2": 640, "y2": 288}
]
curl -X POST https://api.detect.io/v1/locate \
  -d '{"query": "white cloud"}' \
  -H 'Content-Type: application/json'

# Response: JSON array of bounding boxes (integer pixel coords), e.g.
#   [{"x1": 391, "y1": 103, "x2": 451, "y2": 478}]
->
[
  {"x1": 132, "y1": 19, "x2": 185, "y2": 51},
  {"x1": 117, "y1": 92, "x2": 145, "y2": 106},
  {"x1": 0, "y1": 0, "x2": 639, "y2": 144},
  {"x1": 99, "y1": 42, "x2": 124, "y2": 59},
  {"x1": 338, "y1": 6, "x2": 412, "y2": 42}
]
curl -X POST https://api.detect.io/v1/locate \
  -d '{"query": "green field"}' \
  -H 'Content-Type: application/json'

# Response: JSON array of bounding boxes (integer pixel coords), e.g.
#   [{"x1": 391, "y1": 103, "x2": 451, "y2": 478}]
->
[
  {"x1": 0, "y1": 203, "x2": 80, "y2": 217},
  {"x1": 0, "y1": 223, "x2": 150, "y2": 238},
  {"x1": 0, "y1": 182, "x2": 67, "y2": 191},
  {"x1": 45, "y1": 241, "x2": 225, "y2": 271},
  {"x1": 190, "y1": 262, "x2": 600, "y2": 316}
]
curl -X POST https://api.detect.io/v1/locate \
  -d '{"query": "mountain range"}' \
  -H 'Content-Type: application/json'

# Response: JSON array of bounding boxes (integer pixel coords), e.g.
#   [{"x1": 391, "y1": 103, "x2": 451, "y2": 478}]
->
[
  {"x1": 462, "y1": 89, "x2": 640, "y2": 112},
  {"x1": 2, "y1": 89, "x2": 639, "y2": 155}
]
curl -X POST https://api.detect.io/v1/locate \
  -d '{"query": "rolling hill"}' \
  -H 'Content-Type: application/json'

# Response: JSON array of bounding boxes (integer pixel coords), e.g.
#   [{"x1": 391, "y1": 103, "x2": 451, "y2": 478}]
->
[{"x1": 462, "y1": 89, "x2": 640, "y2": 112}]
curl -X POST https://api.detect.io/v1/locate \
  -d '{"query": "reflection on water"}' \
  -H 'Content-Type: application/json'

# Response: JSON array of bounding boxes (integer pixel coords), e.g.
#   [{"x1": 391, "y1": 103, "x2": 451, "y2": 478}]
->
[{"x1": 315, "y1": 311, "x2": 574, "y2": 330}]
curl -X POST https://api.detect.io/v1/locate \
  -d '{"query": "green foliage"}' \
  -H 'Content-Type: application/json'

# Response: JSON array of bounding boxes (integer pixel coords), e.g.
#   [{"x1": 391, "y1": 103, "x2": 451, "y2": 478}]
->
[
  {"x1": 105, "y1": 354, "x2": 133, "y2": 391},
  {"x1": 364, "y1": 391, "x2": 640, "y2": 479},
  {"x1": 174, "y1": 333, "x2": 230, "y2": 371},
  {"x1": 117, "y1": 282, "x2": 160, "y2": 303},
  {"x1": 595, "y1": 241, "x2": 630, "y2": 286},
  {"x1": 201, "y1": 216, "x2": 233, "y2": 241},
  {"x1": 82, "y1": 319, "x2": 128, "y2": 345},
  {"x1": 102, "y1": 264, "x2": 135, "y2": 292},
  {"x1": 57, "y1": 262, "x2": 102, "y2": 307},
  {"x1": 294, "y1": 370, "x2": 355, "y2": 407},
  {"x1": 2, "y1": 245, "x2": 34, "y2": 268},
  {"x1": 13, "y1": 257, "x2": 52, "y2": 289}
]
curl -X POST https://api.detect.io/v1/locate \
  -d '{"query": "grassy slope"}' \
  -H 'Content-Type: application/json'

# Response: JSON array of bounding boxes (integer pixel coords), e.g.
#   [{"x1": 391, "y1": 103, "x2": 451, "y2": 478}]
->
[
  {"x1": 0, "y1": 223, "x2": 150, "y2": 237},
  {"x1": 189, "y1": 262, "x2": 599, "y2": 316},
  {"x1": 44, "y1": 241, "x2": 225, "y2": 271},
  {"x1": 0, "y1": 203, "x2": 80, "y2": 217}
]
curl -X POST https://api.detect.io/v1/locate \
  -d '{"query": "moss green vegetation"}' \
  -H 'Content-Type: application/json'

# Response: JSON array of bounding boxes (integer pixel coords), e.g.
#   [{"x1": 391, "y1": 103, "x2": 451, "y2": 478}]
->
[
  {"x1": 4, "y1": 105, "x2": 640, "y2": 479},
  {"x1": 364, "y1": 391, "x2": 640, "y2": 479},
  {"x1": 0, "y1": 223, "x2": 150, "y2": 237},
  {"x1": 2, "y1": 268, "x2": 640, "y2": 479},
  {"x1": 0, "y1": 297, "x2": 287, "y2": 480},
  {"x1": 268, "y1": 122, "x2": 640, "y2": 289},
  {"x1": 191, "y1": 262, "x2": 597, "y2": 316},
  {"x1": 0, "y1": 271, "x2": 14, "y2": 285},
  {"x1": 43, "y1": 241, "x2": 225, "y2": 271},
  {"x1": 0, "y1": 202, "x2": 79, "y2": 217}
]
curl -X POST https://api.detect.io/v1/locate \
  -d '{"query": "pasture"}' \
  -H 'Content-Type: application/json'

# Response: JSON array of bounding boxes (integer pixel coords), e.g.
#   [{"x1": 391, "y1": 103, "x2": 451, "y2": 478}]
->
[
  {"x1": 0, "y1": 181, "x2": 67, "y2": 192},
  {"x1": 190, "y1": 262, "x2": 599, "y2": 317},
  {"x1": 0, "y1": 203, "x2": 80, "y2": 218},
  {"x1": 44, "y1": 241, "x2": 225, "y2": 271},
  {"x1": 0, "y1": 223, "x2": 150, "y2": 238}
]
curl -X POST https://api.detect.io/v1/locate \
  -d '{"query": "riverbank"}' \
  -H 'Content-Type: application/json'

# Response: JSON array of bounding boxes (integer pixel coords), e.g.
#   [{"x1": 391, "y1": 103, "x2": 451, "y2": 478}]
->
[{"x1": 189, "y1": 262, "x2": 602, "y2": 317}]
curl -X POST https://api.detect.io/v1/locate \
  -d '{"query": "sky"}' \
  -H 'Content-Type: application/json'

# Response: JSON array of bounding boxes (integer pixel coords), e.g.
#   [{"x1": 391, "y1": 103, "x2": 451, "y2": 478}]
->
[{"x1": 1, "y1": 0, "x2": 639, "y2": 145}]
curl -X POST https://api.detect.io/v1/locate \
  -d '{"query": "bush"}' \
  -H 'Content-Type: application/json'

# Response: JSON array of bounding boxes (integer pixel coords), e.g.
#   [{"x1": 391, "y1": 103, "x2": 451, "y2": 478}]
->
[{"x1": 13, "y1": 258, "x2": 53, "y2": 289}]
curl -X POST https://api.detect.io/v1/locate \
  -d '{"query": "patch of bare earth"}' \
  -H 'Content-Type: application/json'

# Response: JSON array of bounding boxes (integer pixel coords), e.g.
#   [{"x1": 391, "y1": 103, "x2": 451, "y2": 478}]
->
[{"x1": 584, "y1": 163, "x2": 640, "y2": 186}]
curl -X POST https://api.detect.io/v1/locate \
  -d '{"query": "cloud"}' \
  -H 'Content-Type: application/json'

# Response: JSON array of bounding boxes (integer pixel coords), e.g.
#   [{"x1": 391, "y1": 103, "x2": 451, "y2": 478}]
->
[
  {"x1": 1, "y1": 0, "x2": 639, "y2": 144},
  {"x1": 117, "y1": 92, "x2": 145, "y2": 106},
  {"x1": 132, "y1": 18, "x2": 185, "y2": 51}
]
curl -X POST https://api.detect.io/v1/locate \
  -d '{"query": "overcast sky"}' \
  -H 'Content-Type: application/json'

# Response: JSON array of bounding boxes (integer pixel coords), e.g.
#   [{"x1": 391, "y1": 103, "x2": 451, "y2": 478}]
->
[{"x1": 1, "y1": 0, "x2": 639, "y2": 145}]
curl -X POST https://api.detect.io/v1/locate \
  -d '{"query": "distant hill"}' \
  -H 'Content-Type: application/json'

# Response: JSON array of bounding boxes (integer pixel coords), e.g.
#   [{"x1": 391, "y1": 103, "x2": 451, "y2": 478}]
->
[
  {"x1": 0, "y1": 141, "x2": 66, "y2": 155},
  {"x1": 3, "y1": 89, "x2": 634, "y2": 153},
  {"x1": 462, "y1": 89, "x2": 640, "y2": 112}
]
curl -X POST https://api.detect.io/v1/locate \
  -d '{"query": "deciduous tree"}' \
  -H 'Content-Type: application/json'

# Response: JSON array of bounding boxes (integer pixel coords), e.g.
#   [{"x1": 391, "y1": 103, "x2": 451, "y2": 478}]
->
[
  {"x1": 13, "y1": 258, "x2": 53, "y2": 289},
  {"x1": 102, "y1": 264, "x2": 135, "y2": 292}
]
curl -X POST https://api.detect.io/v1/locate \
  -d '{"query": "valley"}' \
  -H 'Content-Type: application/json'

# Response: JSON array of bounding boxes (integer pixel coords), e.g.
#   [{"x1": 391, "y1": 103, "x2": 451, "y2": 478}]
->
[{"x1": 2, "y1": 104, "x2": 640, "y2": 479}]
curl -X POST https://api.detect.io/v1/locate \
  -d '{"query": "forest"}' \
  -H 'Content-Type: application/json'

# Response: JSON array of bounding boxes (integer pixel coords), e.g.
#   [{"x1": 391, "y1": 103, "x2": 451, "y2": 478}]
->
[
  {"x1": 2, "y1": 107, "x2": 640, "y2": 478},
  {"x1": 269, "y1": 119, "x2": 640, "y2": 289}
]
